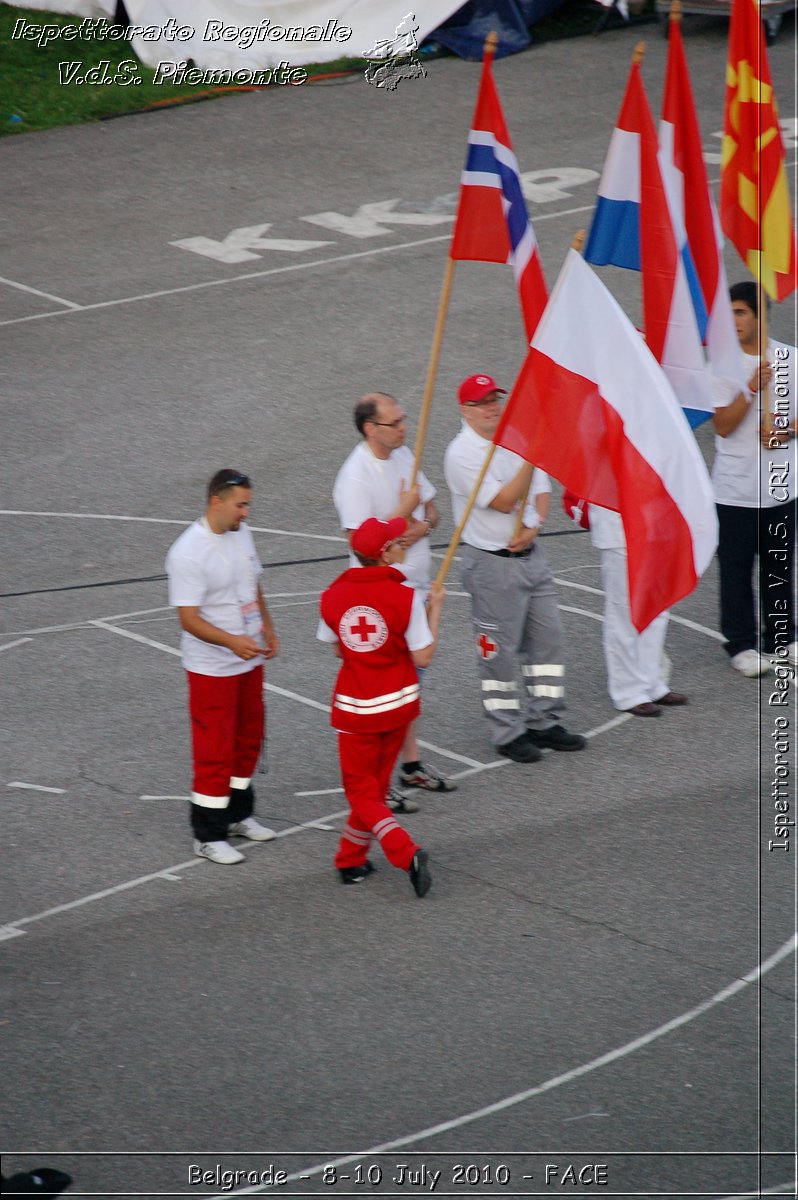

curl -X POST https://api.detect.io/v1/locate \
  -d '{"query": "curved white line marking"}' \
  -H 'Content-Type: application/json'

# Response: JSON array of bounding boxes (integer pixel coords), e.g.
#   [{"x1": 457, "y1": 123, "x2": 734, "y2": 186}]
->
[
  {"x1": 8, "y1": 782, "x2": 66, "y2": 794},
  {"x1": 0, "y1": 510, "x2": 347, "y2": 543},
  {"x1": 218, "y1": 936, "x2": 798, "y2": 1198},
  {"x1": 0, "y1": 637, "x2": 32, "y2": 653}
]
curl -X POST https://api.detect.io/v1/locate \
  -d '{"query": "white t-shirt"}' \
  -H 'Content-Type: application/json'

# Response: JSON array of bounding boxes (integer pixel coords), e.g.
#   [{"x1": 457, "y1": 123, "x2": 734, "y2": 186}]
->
[
  {"x1": 712, "y1": 340, "x2": 796, "y2": 509},
  {"x1": 166, "y1": 519, "x2": 264, "y2": 677},
  {"x1": 317, "y1": 587, "x2": 433, "y2": 652},
  {"x1": 333, "y1": 442, "x2": 436, "y2": 590},
  {"x1": 444, "y1": 421, "x2": 550, "y2": 550}
]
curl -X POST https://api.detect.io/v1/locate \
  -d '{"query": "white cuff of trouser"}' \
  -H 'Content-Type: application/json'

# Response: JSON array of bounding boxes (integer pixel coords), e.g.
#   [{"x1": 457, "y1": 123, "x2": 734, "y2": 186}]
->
[
  {"x1": 230, "y1": 775, "x2": 251, "y2": 789},
  {"x1": 192, "y1": 791, "x2": 229, "y2": 809}
]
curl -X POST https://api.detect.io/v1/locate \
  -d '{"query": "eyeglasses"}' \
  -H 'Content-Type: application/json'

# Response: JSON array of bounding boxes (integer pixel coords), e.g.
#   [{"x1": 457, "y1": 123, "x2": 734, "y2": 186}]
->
[
  {"x1": 371, "y1": 415, "x2": 408, "y2": 428},
  {"x1": 223, "y1": 472, "x2": 251, "y2": 487},
  {"x1": 465, "y1": 396, "x2": 501, "y2": 408}
]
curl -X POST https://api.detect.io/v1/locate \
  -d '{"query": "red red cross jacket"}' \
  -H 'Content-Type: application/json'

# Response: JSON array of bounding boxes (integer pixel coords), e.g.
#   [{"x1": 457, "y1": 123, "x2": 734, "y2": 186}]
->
[{"x1": 320, "y1": 565, "x2": 421, "y2": 733}]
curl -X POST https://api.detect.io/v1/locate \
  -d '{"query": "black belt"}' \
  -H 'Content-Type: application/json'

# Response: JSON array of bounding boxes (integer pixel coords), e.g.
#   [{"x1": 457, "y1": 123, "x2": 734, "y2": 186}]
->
[{"x1": 484, "y1": 546, "x2": 533, "y2": 559}]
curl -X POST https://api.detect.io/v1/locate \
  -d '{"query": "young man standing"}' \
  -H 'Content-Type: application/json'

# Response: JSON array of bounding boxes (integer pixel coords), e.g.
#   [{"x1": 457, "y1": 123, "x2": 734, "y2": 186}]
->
[
  {"x1": 712, "y1": 283, "x2": 797, "y2": 676},
  {"x1": 166, "y1": 469, "x2": 279, "y2": 864},
  {"x1": 318, "y1": 517, "x2": 445, "y2": 897}
]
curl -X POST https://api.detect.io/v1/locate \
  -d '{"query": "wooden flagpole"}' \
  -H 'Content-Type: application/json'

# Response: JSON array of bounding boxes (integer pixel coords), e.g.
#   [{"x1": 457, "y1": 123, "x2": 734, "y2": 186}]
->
[
  {"x1": 410, "y1": 31, "x2": 500, "y2": 488},
  {"x1": 411, "y1": 256, "x2": 456, "y2": 488}
]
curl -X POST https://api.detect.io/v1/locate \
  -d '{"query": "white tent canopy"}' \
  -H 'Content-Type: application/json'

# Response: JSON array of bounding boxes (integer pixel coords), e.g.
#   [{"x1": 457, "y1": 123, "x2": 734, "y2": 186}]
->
[{"x1": 12, "y1": 1, "x2": 466, "y2": 70}]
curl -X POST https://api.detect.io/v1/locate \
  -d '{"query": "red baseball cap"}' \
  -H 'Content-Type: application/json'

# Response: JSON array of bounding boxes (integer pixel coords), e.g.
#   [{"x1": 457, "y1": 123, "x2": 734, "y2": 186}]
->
[
  {"x1": 351, "y1": 517, "x2": 408, "y2": 559},
  {"x1": 458, "y1": 373, "x2": 507, "y2": 405}
]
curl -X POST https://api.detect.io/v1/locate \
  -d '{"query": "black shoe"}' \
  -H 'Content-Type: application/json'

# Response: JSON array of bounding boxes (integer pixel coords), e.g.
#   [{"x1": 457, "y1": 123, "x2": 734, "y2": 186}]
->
[
  {"x1": 338, "y1": 860, "x2": 376, "y2": 885},
  {"x1": 1, "y1": 1170, "x2": 72, "y2": 1198},
  {"x1": 408, "y1": 849, "x2": 432, "y2": 898},
  {"x1": 497, "y1": 733, "x2": 542, "y2": 763},
  {"x1": 526, "y1": 724, "x2": 587, "y2": 752}
]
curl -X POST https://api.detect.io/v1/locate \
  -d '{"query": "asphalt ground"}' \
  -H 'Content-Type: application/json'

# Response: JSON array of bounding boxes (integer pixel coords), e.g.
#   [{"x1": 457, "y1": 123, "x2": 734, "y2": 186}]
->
[{"x1": 1, "y1": 17, "x2": 796, "y2": 1200}]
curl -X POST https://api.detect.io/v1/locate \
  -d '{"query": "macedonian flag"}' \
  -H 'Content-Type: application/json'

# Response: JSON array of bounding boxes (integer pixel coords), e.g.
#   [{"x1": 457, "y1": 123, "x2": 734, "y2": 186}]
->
[{"x1": 720, "y1": 0, "x2": 797, "y2": 300}]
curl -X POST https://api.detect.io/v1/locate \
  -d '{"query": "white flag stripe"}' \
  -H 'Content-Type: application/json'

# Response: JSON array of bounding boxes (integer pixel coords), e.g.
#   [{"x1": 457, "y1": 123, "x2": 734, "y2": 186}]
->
[{"x1": 532, "y1": 252, "x2": 717, "y2": 575}]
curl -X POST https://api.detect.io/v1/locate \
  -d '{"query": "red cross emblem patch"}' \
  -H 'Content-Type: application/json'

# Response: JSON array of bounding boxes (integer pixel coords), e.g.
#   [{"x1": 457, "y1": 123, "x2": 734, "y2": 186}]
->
[
  {"x1": 340, "y1": 605, "x2": 389, "y2": 653},
  {"x1": 477, "y1": 631, "x2": 499, "y2": 660}
]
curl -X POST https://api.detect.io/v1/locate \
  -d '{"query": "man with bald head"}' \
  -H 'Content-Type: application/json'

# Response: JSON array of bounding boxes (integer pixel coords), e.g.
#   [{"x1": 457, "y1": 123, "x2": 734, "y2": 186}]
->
[{"x1": 332, "y1": 392, "x2": 456, "y2": 806}]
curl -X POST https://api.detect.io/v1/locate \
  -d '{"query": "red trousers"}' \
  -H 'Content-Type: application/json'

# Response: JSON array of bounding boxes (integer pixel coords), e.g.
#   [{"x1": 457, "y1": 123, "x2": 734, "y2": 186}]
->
[
  {"x1": 334, "y1": 725, "x2": 418, "y2": 872},
  {"x1": 187, "y1": 666, "x2": 264, "y2": 804}
]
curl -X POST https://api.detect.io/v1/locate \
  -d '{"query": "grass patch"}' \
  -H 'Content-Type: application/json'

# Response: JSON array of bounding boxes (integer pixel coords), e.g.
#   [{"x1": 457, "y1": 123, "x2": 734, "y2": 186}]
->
[
  {"x1": 0, "y1": 4, "x2": 373, "y2": 136},
  {"x1": 0, "y1": 0, "x2": 655, "y2": 137}
]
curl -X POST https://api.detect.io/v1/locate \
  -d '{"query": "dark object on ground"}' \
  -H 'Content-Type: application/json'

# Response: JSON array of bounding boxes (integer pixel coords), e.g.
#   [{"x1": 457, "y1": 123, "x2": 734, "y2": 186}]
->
[{"x1": 1, "y1": 1169, "x2": 73, "y2": 1198}]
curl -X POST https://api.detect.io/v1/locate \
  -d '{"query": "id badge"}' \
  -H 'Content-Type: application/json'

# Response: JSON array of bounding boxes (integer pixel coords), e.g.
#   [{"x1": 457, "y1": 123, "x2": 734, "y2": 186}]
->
[{"x1": 240, "y1": 599, "x2": 263, "y2": 641}]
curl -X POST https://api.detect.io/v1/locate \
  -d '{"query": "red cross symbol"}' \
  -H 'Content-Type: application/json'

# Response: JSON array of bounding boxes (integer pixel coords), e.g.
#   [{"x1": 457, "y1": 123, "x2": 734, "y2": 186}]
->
[
  {"x1": 477, "y1": 632, "x2": 498, "y2": 660},
  {"x1": 350, "y1": 614, "x2": 378, "y2": 642}
]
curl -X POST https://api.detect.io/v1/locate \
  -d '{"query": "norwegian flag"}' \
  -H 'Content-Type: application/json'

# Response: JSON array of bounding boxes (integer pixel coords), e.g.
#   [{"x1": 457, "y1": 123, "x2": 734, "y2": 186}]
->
[{"x1": 449, "y1": 42, "x2": 547, "y2": 341}]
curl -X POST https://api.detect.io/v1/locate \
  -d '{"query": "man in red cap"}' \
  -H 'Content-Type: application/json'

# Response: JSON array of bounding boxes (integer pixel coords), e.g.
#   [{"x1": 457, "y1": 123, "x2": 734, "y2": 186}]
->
[
  {"x1": 318, "y1": 517, "x2": 445, "y2": 896},
  {"x1": 444, "y1": 375, "x2": 586, "y2": 763}
]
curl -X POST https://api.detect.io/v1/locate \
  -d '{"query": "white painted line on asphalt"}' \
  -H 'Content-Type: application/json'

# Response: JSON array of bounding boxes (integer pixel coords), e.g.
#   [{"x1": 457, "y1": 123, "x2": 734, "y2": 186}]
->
[
  {"x1": 217, "y1": 934, "x2": 798, "y2": 1198},
  {"x1": 7, "y1": 863, "x2": 204, "y2": 931},
  {"x1": 295, "y1": 787, "x2": 345, "y2": 797},
  {"x1": 91, "y1": 619, "x2": 180, "y2": 655},
  {"x1": 0, "y1": 202, "x2": 614, "y2": 332},
  {"x1": 0, "y1": 637, "x2": 32, "y2": 653},
  {"x1": 0, "y1": 234, "x2": 458, "y2": 328},
  {"x1": 1, "y1": 807, "x2": 351, "y2": 935},
  {"x1": 8, "y1": 782, "x2": 66, "y2": 794},
  {"x1": 555, "y1": 577, "x2": 726, "y2": 642},
  {"x1": 584, "y1": 713, "x2": 630, "y2": 739},
  {"x1": 263, "y1": 681, "x2": 331, "y2": 715},
  {"x1": 0, "y1": 509, "x2": 190, "y2": 525},
  {"x1": 0, "y1": 925, "x2": 26, "y2": 942},
  {"x1": 559, "y1": 603, "x2": 603, "y2": 623},
  {"x1": 0, "y1": 275, "x2": 82, "y2": 308},
  {"x1": 0, "y1": 509, "x2": 347, "y2": 544}
]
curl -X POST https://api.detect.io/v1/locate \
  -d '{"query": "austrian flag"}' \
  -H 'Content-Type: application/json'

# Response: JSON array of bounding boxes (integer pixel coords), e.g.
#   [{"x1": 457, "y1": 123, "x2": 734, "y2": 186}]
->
[
  {"x1": 449, "y1": 43, "x2": 547, "y2": 340},
  {"x1": 495, "y1": 250, "x2": 717, "y2": 632}
]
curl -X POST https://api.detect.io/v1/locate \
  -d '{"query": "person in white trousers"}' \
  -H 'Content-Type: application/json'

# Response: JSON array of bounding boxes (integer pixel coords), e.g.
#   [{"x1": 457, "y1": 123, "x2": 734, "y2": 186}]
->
[{"x1": 590, "y1": 504, "x2": 687, "y2": 717}]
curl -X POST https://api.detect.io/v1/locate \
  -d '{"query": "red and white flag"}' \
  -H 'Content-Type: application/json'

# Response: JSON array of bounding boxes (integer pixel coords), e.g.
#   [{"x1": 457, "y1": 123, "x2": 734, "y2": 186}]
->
[{"x1": 495, "y1": 249, "x2": 717, "y2": 632}]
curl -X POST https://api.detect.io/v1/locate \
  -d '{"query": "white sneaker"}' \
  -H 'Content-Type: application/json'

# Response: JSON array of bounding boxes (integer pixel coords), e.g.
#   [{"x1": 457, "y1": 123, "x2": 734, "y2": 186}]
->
[
  {"x1": 193, "y1": 839, "x2": 245, "y2": 865},
  {"x1": 227, "y1": 817, "x2": 276, "y2": 842},
  {"x1": 730, "y1": 649, "x2": 772, "y2": 677}
]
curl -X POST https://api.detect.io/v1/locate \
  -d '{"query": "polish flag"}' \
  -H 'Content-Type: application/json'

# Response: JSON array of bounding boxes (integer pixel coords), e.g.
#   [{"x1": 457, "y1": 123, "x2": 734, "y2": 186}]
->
[{"x1": 495, "y1": 249, "x2": 717, "y2": 632}]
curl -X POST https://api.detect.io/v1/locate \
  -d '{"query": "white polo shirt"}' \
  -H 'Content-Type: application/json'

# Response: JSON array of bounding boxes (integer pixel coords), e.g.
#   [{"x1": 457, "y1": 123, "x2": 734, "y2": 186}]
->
[
  {"x1": 712, "y1": 340, "x2": 796, "y2": 509},
  {"x1": 166, "y1": 519, "x2": 263, "y2": 677},
  {"x1": 333, "y1": 441, "x2": 436, "y2": 590},
  {"x1": 444, "y1": 421, "x2": 549, "y2": 550}
]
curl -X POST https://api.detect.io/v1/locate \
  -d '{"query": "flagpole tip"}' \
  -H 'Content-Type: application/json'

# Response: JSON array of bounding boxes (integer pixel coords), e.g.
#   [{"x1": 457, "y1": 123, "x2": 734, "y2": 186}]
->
[
  {"x1": 571, "y1": 230, "x2": 586, "y2": 253},
  {"x1": 669, "y1": 0, "x2": 683, "y2": 21},
  {"x1": 632, "y1": 40, "x2": 646, "y2": 65},
  {"x1": 484, "y1": 31, "x2": 499, "y2": 56}
]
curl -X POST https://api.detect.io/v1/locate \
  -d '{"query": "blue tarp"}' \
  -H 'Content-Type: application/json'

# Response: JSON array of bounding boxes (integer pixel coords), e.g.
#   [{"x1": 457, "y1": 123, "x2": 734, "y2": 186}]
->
[{"x1": 428, "y1": 0, "x2": 568, "y2": 59}]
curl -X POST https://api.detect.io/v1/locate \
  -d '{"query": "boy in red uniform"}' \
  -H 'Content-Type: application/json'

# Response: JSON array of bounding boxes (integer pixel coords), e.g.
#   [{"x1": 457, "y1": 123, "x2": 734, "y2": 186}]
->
[{"x1": 318, "y1": 517, "x2": 445, "y2": 896}]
